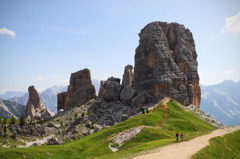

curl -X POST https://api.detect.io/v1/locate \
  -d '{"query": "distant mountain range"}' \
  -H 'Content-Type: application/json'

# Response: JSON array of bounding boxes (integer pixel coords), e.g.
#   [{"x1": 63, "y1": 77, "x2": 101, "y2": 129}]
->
[
  {"x1": 0, "y1": 98, "x2": 25, "y2": 119},
  {"x1": 200, "y1": 80, "x2": 240, "y2": 126},
  {"x1": 0, "y1": 91, "x2": 26, "y2": 100},
  {"x1": 0, "y1": 79, "x2": 101, "y2": 115}
]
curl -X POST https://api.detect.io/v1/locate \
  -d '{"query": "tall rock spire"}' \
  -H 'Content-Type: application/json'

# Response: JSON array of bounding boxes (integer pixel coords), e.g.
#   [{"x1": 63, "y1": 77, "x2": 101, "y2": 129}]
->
[{"x1": 134, "y1": 22, "x2": 201, "y2": 107}]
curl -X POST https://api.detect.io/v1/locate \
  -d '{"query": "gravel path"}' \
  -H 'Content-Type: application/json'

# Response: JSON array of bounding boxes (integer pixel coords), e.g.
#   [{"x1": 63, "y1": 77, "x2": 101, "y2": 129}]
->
[{"x1": 133, "y1": 126, "x2": 240, "y2": 159}]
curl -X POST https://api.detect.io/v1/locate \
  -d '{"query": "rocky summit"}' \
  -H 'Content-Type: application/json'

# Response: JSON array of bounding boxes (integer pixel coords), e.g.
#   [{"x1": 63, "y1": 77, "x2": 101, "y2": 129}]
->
[
  {"x1": 134, "y1": 22, "x2": 201, "y2": 108},
  {"x1": 57, "y1": 68, "x2": 96, "y2": 112},
  {"x1": 24, "y1": 86, "x2": 54, "y2": 120}
]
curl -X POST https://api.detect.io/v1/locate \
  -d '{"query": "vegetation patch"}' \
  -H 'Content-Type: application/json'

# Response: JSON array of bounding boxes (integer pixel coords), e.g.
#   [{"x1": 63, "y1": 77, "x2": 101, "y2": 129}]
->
[{"x1": 192, "y1": 130, "x2": 240, "y2": 159}]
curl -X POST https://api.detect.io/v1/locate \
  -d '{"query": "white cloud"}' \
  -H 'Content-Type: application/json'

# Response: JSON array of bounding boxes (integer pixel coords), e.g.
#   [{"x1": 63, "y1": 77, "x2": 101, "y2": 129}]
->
[
  {"x1": 199, "y1": 71, "x2": 203, "y2": 75},
  {"x1": 36, "y1": 77, "x2": 44, "y2": 81},
  {"x1": 0, "y1": 27, "x2": 16, "y2": 39},
  {"x1": 58, "y1": 79, "x2": 69, "y2": 84},
  {"x1": 223, "y1": 12, "x2": 240, "y2": 37},
  {"x1": 54, "y1": 74, "x2": 60, "y2": 78},
  {"x1": 222, "y1": 70, "x2": 235, "y2": 75}
]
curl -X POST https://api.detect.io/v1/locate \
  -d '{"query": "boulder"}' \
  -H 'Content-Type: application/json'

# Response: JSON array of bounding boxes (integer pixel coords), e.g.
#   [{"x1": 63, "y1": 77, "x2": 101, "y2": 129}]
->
[
  {"x1": 134, "y1": 22, "x2": 201, "y2": 108},
  {"x1": 120, "y1": 85, "x2": 137, "y2": 105},
  {"x1": 101, "y1": 77, "x2": 122, "y2": 102},
  {"x1": 47, "y1": 137, "x2": 63, "y2": 145}
]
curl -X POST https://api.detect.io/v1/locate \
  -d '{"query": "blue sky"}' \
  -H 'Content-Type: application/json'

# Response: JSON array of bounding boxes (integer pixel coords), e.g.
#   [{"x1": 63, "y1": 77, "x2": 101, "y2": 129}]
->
[{"x1": 0, "y1": 0, "x2": 240, "y2": 93}]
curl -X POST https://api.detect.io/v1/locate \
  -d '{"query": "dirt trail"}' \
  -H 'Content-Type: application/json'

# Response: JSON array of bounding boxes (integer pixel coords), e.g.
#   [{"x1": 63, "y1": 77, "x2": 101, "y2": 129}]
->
[
  {"x1": 133, "y1": 126, "x2": 240, "y2": 159},
  {"x1": 151, "y1": 98, "x2": 170, "y2": 129}
]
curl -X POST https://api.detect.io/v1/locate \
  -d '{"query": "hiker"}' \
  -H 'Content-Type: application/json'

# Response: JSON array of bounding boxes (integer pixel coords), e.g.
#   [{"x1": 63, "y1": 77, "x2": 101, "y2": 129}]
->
[
  {"x1": 176, "y1": 132, "x2": 179, "y2": 142},
  {"x1": 181, "y1": 133, "x2": 184, "y2": 142}
]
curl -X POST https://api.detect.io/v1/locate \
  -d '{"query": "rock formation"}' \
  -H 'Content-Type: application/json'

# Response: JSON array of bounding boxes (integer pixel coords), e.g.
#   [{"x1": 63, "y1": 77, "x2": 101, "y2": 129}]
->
[
  {"x1": 122, "y1": 65, "x2": 134, "y2": 86},
  {"x1": 99, "y1": 77, "x2": 122, "y2": 102},
  {"x1": 134, "y1": 22, "x2": 201, "y2": 108},
  {"x1": 23, "y1": 86, "x2": 54, "y2": 120},
  {"x1": 57, "y1": 68, "x2": 97, "y2": 112}
]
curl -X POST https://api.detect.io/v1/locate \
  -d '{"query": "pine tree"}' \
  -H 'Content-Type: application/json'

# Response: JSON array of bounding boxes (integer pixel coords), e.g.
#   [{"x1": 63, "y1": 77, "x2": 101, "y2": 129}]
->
[
  {"x1": 10, "y1": 116, "x2": 16, "y2": 125},
  {"x1": 20, "y1": 115, "x2": 25, "y2": 126},
  {"x1": 3, "y1": 118, "x2": 7, "y2": 125}
]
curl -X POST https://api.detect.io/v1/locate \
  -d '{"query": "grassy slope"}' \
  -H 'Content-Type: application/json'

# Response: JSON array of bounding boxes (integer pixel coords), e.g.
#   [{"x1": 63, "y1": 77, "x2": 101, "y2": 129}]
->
[
  {"x1": 0, "y1": 99, "x2": 216, "y2": 159},
  {"x1": 192, "y1": 130, "x2": 240, "y2": 159}
]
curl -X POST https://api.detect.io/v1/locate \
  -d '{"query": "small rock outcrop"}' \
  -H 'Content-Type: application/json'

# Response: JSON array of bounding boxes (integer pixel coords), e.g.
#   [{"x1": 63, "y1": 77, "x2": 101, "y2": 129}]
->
[
  {"x1": 47, "y1": 137, "x2": 63, "y2": 145},
  {"x1": 99, "y1": 77, "x2": 122, "y2": 102},
  {"x1": 134, "y1": 22, "x2": 201, "y2": 108},
  {"x1": 23, "y1": 86, "x2": 54, "y2": 120},
  {"x1": 122, "y1": 65, "x2": 134, "y2": 86},
  {"x1": 57, "y1": 68, "x2": 97, "y2": 112}
]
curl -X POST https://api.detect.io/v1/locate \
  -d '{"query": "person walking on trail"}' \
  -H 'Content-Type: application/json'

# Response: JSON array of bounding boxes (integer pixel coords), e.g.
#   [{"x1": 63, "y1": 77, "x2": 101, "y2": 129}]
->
[
  {"x1": 181, "y1": 133, "x2": 184, "y2": 142},
  {"x1": 176, "y1": 132, "x2": 179, "y2": 142}
]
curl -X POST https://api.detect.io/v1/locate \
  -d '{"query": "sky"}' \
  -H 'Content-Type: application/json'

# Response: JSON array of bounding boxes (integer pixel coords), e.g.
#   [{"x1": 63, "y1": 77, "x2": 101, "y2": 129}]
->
[{"x1": 0, "y1": 0, "x2": 240, "y2": 93}]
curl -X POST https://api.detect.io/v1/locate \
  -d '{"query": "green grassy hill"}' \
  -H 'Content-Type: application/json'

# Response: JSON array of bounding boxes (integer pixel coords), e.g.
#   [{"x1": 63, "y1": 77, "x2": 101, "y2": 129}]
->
[
  {"x1": 0, "y1": 99, "x2": 216, "y2": 159},
  {"x1": 192, "y1": 130, "x2": 240, "y2": 159}
]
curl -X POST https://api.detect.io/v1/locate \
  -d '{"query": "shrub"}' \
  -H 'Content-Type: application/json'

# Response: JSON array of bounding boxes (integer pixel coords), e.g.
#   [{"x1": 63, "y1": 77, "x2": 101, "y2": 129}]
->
[
  {"x1": 75, "y1": 113, "x2": 78, "y2": 118},
  {"x1": 0, "y1": 117, "x2": 2, "y2": 124},
  {"x1": 141, "y1": 108, "x2": 145, "y2": 114},
  {"x1": 4, "y1": 125, "x2": 7, "y2": 133},
  {"x1": 60, "y1": 121, "x2": 64, "y2": 127},
  {"x1": 20, "y1": 115, "x2": 25, "y2": 126},
  {"x1": 70, "y1": 117, "x2": 72, "y2": 121},
  {"x1": 91, "y1": 120, "x2": 95, "y2": 129},
  {"x1": 146, "y1": 109, "x2": 149, "y2": 113},
  {"x1": 82, "y1": 112, "x2": 85, "y2": 117}
]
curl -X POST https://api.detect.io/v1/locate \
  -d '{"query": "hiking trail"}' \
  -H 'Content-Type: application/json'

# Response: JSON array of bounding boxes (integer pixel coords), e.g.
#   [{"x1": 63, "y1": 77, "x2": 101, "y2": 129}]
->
[{"x1": 133, "y1": 126, "x2": 240, "y2": 159}]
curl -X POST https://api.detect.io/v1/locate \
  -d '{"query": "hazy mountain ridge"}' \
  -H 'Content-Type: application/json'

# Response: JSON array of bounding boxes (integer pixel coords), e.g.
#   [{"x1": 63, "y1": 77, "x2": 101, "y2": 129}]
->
[
  {"x1": 0, "y1": 98, "x2": 25, "y2": 119},
  {"x1": 200, "y1": 80, "x2": 240, "y2": 126},
  {"x1": 0, "y1": 91, "x2": 26, "y2": 100},
  {"x1": 9, "y1": 85, "x2": 68, "y2": 114}
]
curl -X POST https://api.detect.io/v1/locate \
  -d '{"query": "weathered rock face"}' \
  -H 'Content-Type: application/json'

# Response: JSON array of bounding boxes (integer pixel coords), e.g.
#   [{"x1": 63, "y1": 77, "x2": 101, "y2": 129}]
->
[
  {"x1": 57, "y1": 68, "x2": 97, "y2": 112},
  {"x1": 57, "y1": 92, "x2": 67, "y2": 111},
  {"x1": 122, "y1": 65, "x2": 134, "y2": 86},
  {"x1": 8, "y1": 124, "x2": 59, "y2": 137},
  {"x1": 24, "y1": 86, "x2": 54, "y2": 120},
  {"x1": 134, "y1": 22, "x2": 201, "y2": 108}
]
